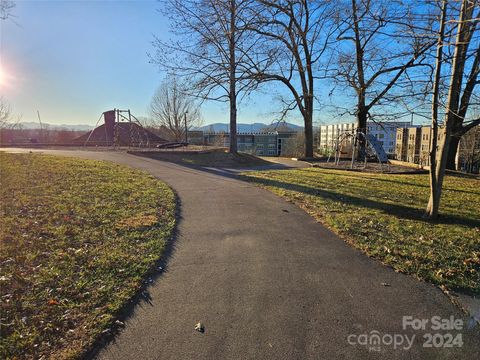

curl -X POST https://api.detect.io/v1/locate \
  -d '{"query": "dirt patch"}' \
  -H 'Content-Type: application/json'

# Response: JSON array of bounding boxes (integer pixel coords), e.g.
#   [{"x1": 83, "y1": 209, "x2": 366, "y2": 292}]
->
[
  {"x1": 310, "y1": 160, "x2": 427, "y2": 174},
  {"x1": 130, "y1": 148, "x2": 273, "y2": 168}
]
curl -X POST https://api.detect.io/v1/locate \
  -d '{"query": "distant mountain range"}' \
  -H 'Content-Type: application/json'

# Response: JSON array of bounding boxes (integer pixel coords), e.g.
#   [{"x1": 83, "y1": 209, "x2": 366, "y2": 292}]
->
[
  {"x1": 16, "y1": 121, "x2": 302, "y2": 133},
  {"x1": 18, "y1": 122, "x2": 94, "y2": 131},
  {"x1": 194, "y1": 122, "x2": 303, "y2": 133}
]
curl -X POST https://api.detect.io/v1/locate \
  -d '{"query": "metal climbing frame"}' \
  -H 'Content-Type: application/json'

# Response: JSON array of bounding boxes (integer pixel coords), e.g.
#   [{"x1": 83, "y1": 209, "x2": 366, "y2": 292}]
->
[
  {"x1": 332, "y1": 130, "x2": 389, "y2": 170},
  {"x1": 83, "y1": 109, "x2": 152, "y2": 148}
]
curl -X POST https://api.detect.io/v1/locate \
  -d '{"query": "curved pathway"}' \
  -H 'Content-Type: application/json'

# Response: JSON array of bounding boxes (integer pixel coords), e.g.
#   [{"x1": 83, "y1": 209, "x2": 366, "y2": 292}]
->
[{"x1": 3, "y1": 149, "x2": 479, "y2": 359}]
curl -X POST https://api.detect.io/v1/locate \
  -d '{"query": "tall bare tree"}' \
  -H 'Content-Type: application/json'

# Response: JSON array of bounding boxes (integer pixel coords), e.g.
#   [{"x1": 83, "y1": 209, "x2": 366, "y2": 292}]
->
[
  {"x1": 332, "y1": 0, "x2": 435, "y2": 158},
  {"x1": 442, "y1": 1, "x2": 480, "y2": 169},
  {"x1": 246, "y1": 0, "x2": 336, "y2": 158},
  {"x1": 150, "y1": 75, "x2": 202, "y2": 142},
  {"x1": 427, "y1": 0, "x2": 448, "y2": 219},
  {"x1": 152, "y1": 0, "x2": 270, "y2": 153},
  {"x1": 426, "y1": 0, "x2": 479, "y2": 218}
]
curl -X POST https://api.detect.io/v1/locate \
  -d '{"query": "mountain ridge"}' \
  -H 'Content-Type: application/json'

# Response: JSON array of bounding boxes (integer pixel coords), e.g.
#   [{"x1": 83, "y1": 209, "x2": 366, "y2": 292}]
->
[
  {"x1": 194, "y1": 122, "x2": 303, "y2": 132},
  {"x1": 17, "y1": 122, "x2": 94, "y2": 131}
]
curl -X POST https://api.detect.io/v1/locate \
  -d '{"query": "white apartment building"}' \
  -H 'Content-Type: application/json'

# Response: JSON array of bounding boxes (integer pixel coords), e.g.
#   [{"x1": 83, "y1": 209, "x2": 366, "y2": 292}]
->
[{"x1": 318, "y1": 121, "x2": 411, "y2": 155}]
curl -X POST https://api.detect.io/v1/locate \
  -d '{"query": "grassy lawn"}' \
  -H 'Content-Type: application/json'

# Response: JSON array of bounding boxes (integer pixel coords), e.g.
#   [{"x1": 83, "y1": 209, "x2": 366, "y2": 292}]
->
[
  {"x1": 242, "y1": 168, "x2": 480, "y2": 294},
  {"x1": 0, "y1": 153, "x2": 176, "y2": 359}
]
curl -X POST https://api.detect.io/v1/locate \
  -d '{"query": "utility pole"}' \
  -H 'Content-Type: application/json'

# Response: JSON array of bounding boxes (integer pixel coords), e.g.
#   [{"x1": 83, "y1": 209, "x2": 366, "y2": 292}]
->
[
  {"x1": 37, "y1": 110, "x2": 43, "y2": 143},
  {"x1": 184, "y1": 111, "x2": 188, "y2": 144}
]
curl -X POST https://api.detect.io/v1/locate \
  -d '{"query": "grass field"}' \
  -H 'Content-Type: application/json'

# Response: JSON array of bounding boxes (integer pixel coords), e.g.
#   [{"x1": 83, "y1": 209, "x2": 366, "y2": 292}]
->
[
  {"x1": 242, "y1": 168, "x2": 480, "y2": 294},
  {"x1": 0, "y1": 153, "x2": 176, "y2": 359}
]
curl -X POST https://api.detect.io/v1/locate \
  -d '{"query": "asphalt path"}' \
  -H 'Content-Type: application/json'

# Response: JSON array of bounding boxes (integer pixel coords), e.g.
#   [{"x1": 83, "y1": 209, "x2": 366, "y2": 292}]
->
[{"x1": 3, "y1": 149, "x2": 479, "y2": 359}]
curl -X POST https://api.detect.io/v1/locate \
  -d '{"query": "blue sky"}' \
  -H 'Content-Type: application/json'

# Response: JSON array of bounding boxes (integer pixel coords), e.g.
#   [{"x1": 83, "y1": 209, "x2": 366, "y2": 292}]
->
[
  {"x1": 1, "y1": 0, "x2": 302, "y2": 126},
  {"x1": 0, "y1": 1, "x2": 434, "y2": 128}
]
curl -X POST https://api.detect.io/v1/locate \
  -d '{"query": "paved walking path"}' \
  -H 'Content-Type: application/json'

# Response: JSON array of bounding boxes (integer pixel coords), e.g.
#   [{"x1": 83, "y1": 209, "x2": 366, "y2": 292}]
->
[{"x1": 3, "y1": 149, "x2": 479, "y2": 359}]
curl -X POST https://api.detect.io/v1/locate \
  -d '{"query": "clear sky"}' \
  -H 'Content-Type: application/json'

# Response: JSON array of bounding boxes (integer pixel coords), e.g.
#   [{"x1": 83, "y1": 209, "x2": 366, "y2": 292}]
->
[{"x1": 1, "y1": 0, "x2": 298, "y2": 126}]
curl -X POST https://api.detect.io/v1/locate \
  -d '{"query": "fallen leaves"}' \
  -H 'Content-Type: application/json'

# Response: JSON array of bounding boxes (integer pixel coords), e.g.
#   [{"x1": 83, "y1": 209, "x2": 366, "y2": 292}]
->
[
  {"x1": 243, "y1": 167, "x2": 480, "y2": 294},
  {"x1": 195, "y1": 322, "x2": 205, "y2": 333},
  {"x1": 0, "y1": 153, "x2": 176, "y2": 359}
]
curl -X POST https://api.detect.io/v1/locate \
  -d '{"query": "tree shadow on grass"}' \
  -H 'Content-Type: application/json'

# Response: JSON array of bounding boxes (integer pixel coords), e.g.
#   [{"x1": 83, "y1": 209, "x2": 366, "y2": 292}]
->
[
  {"x1": 239, "y1": 175, "x2": 480, "y2": 229},
  {"x1": 82, "y1": 193, "x2": 182, "y2": 359},
  {"x1": 311, "y1": 168, "x2": 480, "y2": 196}
]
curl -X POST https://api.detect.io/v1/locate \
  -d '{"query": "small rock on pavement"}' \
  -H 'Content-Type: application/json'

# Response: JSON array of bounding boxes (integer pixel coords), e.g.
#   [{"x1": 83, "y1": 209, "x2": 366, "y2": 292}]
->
[
  {"x1": 195, "y1": 322, "x2": 204, "y2": 333},
  {"x1": 381, "y1": 282, "x2": 391, "y2": 287}
]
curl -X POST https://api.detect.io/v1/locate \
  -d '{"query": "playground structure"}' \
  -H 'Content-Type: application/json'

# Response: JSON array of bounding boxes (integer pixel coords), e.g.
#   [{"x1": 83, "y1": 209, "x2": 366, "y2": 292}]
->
[
  {"x1": 74, "y1": 109, "x2": 166, "y2": 147},
  {"x1": 329, "y1": 130, "x2": 389, "y2": 170}
]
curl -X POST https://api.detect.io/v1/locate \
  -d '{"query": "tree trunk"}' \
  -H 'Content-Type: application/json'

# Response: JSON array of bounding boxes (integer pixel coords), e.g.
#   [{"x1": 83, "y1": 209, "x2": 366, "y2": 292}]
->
[
  {"x1": 350, "y1": 0, "x2": 368, "y2": 161},
  {"x1": 228, "y1": 0, "x2": 237, "y2": 154},
  {"x1": 304, "y1": 107, "x2": 314, "y2": 158},
  {"x1": 425, "y1": 0, "x2": 447, "y2": 219},
  {"x1": 229, "y1": 92, "x2": 237, "y2": 153},
  {"x1": 426, "y1": 0, "x2": 471, "y2": 219},
  {"x1": 446, "y1": 135, "x2": 460, "y2": 170},
  {"x1": 356, "y1": 105, "x2": 368, "y2": 160},
  {"x1": 428, "y1": 125, "x2": 453, "y2": 217}
]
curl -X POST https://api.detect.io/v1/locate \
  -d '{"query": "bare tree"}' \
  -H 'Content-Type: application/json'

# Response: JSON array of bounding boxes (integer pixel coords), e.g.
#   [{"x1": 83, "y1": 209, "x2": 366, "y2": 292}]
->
[
  {"x1": 331, "y1": 0, "x2": 435, "y2": 158},
  {"x1": 442, "y1": 1, "x2": 480, "y2": 169},
  {"x1": 0, "y1": 97, "x2": 11, "y2": 128},
  {"x1": 426, "y1": 0, "x2": 479, "y2": 218},
  {"x1": 152, "y1": 0, "x2": 270, "y2": 153},
  {"x1": 426, "y1": 0, "x2": 448, "y2": 219},
  {"x1": 281, "y1": 131, "x2": 305, "y2": 157},
  {"x1": 457, "y1": 125, "x2": 480, "y2": 172},
  {"x1": 0, "y1": 0, "x2": 15, "y2": 21},
  {"x1": 149, "y1": 74, "x2": 202, "y2": 142},
  {"x1": 246, "y1": 0, "x2": 336, "y2": 158},
  {"x1": 0, "y1": 97, "x2": 19, "y2": 130}
]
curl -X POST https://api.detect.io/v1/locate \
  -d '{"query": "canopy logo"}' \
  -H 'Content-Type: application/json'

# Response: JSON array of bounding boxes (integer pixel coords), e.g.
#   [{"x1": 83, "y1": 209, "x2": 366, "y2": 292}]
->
[
  {"x1": 347, "y1": 315, "x2": 466, "y2": 352},
  {"x1": 347, "y1": 331, "x2": 415, "y2": 352}
]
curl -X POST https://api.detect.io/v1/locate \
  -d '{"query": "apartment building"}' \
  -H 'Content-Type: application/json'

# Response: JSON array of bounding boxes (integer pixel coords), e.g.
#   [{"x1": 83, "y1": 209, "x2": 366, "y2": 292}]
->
[
  {"x1": 395, "y1": 128, "x2": 408, "y2": 161},
  {"x1": 419, "y1": 127, "x2": 432, "y2": 166},
  {"x1": 318, "y1": 121, "x2": 410, "y2": 156},
  {"x1": 395, "y1": 126, "x2": 447, "y2": 167},
  {"x1": 318, "y1": 123, "x2": 356, "y2": 155},
  {"x1": 406, "y1": 127, "x2": 421, "y2": 163}
]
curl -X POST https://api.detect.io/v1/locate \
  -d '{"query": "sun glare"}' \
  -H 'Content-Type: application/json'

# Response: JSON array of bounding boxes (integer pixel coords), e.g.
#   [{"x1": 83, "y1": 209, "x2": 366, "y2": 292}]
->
[
  {"x1": 0, "y1": 64, "x2": 14, "y2": 89},
  {"x1": 0, "y1": 66, "x2": 4, "y2": 86}
]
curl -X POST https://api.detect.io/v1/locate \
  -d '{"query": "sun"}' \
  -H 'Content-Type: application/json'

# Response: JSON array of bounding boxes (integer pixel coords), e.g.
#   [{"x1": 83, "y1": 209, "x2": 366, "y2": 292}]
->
[
  {"x1": 0, "y1": 66, "x2": 8, "y2": 88},
  {"x1": 0, "y1": 64, "x2": 13, "y2": 89}
]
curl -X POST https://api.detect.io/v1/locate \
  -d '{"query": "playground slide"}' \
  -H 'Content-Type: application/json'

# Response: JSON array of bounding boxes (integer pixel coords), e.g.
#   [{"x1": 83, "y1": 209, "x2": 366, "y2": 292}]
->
[{"x1": 365, "y1": 134, "x2": 388, "y2": 163}]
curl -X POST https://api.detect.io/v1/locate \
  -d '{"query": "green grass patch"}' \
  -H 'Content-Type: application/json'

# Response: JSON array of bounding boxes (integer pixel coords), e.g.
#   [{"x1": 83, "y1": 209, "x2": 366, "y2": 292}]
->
[
  {"x1": 0, "y1": 153, "x2": 176, "y2": 359},
  {"x1": 242, "y1": 168, "x2": 480, "y2": 294}
]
